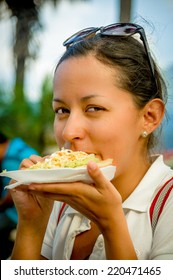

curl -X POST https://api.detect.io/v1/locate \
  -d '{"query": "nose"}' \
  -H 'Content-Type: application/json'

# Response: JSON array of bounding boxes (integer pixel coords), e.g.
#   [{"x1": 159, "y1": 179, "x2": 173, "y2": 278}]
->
[{"x1": 62, "y1": 113, "x2": 85, "y2": 143}]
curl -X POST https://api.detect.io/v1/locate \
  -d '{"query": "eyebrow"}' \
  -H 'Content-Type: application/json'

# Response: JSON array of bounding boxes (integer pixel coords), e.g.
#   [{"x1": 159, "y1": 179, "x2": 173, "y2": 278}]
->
[{"x1": 53, "y1": 94, "x2": 105, "y2": 103}]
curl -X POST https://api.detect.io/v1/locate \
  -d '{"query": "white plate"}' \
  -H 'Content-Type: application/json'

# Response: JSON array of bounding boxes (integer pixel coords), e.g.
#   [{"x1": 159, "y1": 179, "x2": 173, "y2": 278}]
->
[{"x1": 0, "y1": 166, "x2": 116, "y2": 189}]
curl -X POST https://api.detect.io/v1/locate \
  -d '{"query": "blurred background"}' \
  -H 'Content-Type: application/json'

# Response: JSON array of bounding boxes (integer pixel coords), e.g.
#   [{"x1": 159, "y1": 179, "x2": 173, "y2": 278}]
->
[{"x1": 0, "y1": 0, "x2": 173, "y2": 165}]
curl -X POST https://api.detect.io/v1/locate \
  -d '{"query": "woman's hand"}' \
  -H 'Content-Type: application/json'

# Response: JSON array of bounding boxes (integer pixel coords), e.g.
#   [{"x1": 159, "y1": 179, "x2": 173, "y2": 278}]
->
[
  {"x1": 20, "y1": 154, "x2": 45, "y2": 169},
  {"x1": 9, "y1": 154, "x2": 54, "y2": 260},
  {"x1": 25, "y1": 161, "x2": 122, "y2": 232},
  {"x1": 9, "y1": 154, "x2": 53, "y2": 226},
  {"x1": 10, "y1": 185, "x2": 54, "y2": 225}
]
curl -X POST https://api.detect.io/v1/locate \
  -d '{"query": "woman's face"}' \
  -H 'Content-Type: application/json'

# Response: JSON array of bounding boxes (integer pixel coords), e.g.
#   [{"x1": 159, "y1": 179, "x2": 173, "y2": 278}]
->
[{"x1": 53, "y1": 55, "x2": 144, "y2": 178}]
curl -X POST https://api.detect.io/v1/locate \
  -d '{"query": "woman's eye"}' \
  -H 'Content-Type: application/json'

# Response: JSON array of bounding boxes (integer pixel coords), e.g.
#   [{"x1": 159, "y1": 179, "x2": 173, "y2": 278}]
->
[
  {"x1": 55, "y1": 108, "x2": 69, "y2": 114},
  {"x1": 86, "y1": 106, "x2": 105, "y2": 112}
]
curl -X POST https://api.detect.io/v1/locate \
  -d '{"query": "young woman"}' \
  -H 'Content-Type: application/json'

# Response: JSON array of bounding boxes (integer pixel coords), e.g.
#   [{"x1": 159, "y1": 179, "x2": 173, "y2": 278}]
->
[{"x1": 10, "y1": 23, "x2": 173, "y2": 260}]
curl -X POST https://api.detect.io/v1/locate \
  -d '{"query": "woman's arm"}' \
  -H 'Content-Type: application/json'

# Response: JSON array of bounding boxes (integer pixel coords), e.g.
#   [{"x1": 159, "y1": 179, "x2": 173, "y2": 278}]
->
[
  {"x1": 101, "y1": 208, "x2": 137, "y2": 259},
  {"x1": 10, "y1": 187, "x2": 54, "y2": 260},
  {"x1": 11, "y1": 221, "x2": 47, "y2": 260},
  {"x1": 87, "y1": 162, "x2": 137, "y2": 260},
  {"x1": 10, "y1": 155, "x2": 53, "y2": 260}
]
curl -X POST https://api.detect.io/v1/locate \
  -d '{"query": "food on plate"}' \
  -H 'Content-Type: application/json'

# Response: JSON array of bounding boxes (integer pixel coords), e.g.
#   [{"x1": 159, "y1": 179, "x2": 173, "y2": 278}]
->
[{"x1": 28, "y1": 149, "x2": 113, "y2": 169}]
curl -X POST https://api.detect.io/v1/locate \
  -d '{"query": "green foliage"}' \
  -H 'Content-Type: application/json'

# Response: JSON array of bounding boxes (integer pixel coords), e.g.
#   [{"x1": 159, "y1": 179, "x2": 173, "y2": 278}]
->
[
  {"x1": 0, "y1": 75, "x2": 55, "y2": 154},
  {"x1": 0, "y1": 0, "x2": 89, "y2": 154}
]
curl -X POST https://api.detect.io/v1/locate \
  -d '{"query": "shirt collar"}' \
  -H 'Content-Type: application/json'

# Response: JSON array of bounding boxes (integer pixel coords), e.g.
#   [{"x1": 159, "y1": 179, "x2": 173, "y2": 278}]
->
[{"x1": 122, "y1": 155, "x2": 172, "y2": 212}]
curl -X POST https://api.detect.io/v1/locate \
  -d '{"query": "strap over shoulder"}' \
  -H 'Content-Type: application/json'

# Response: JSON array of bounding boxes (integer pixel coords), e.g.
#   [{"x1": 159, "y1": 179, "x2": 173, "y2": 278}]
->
[
  {"x1": 57, "y1": 202, "x2": 67, "y2": 225},
  {"x1": 150, "y1": 177, "x2": 173, "y2": 234}
]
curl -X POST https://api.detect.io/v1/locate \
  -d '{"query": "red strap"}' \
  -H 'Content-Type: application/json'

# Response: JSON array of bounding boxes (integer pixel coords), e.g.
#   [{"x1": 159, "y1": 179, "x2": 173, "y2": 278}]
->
[
  {"x1": 157, "y1": 184, "x2": 173, "y2": 218},
  {"x1": 150, "y1": 177, "x2": 173, "y2": 233},
  {"x1": 57, "y1": 202, "x2": 67, "y2": 224}
]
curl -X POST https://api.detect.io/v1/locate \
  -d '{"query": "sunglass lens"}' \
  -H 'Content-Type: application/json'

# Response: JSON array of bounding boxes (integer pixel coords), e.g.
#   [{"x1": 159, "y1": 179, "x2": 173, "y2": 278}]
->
[
  {"x1": 63, "y1": 27, "x2": 99, "y2": 47},
  {"x1": 102, "y1": 23, "x2": 137, "y2": 36}
]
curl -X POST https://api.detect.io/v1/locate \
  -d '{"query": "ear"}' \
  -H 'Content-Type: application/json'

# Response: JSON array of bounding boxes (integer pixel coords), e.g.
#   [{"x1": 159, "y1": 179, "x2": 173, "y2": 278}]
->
[{"x1": 142, "y1": 98, "x2": 165, "y2": 134}]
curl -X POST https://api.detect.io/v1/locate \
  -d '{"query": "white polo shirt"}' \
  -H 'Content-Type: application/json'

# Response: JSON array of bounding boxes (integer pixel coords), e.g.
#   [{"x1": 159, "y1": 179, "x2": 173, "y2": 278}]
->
[{"x1": 41, "y1": 155, "x2": 173, "y2": 260}]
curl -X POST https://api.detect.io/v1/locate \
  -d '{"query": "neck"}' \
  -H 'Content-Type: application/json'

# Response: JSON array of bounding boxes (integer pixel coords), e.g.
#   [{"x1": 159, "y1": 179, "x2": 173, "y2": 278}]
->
[{"x1": 112, "y1": 155, "x2": 151, "y2": 202}]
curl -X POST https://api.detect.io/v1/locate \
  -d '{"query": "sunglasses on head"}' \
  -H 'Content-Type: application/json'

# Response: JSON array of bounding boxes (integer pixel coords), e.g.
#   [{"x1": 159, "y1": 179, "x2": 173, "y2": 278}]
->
[{"x1": 63, "y1": 23, "x2": 157, "y2": 92}]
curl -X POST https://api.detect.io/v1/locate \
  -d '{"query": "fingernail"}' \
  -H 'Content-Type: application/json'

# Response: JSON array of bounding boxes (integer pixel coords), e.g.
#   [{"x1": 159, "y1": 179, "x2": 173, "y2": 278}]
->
[{"x1": 88, "y1": 161, "x2": 97, "y2": 171}]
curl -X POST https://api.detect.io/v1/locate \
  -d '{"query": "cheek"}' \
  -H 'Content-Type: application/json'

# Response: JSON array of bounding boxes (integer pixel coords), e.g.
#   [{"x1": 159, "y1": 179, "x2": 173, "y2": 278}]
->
[
  {"x1": 96, "y1": 115, "x2": 139, "y2": 151},
  {"x1": 90, "y1": 119, "x2": 116, "y2": 148}
]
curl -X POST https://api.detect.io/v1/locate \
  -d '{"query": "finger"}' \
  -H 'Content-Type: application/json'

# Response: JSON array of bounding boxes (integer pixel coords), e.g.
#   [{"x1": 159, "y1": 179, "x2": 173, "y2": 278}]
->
[
  {"x1": 27, "y1": 181, "x2": 85, "y2": 195},
  {"x1": 87, "y1": 161, "x2": 113, "y2": 190},
  {"x1": 20, "y1": 155, "x2": 43, "y2": 169},
  {"x1": 27, "y1": 189, "x2": 69, "y2": 202},
  {"x1": 29, "y1": 155, "x2": 44, "y2": 163}
]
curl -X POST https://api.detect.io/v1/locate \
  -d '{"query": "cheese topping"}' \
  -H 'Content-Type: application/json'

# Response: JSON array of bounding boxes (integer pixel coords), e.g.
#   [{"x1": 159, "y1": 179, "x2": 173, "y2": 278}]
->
[{"x1": 29, "y1": 149, "x2": 101, "y2": 169}]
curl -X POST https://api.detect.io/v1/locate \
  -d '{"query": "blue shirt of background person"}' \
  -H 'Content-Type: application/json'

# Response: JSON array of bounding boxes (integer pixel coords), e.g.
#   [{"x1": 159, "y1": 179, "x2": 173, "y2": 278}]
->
[{"x1": 1, "y1": 137, "x2": 39, "y2": 224}]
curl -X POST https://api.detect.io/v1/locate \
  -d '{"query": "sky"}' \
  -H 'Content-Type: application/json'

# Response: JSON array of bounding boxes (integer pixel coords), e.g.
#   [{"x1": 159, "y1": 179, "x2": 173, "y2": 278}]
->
[{"x1": 0, "y1": 0, "x2": 173, "y2": 102}]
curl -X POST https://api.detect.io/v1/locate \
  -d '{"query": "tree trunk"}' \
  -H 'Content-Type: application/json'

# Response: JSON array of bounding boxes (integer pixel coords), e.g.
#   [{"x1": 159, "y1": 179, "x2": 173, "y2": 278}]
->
[
  {"x1": 119, "y1": 0, "x2": 132, "y2": 22},
  {"x1": 13, "y1": 15, "x2": 30, "y2": 102}
]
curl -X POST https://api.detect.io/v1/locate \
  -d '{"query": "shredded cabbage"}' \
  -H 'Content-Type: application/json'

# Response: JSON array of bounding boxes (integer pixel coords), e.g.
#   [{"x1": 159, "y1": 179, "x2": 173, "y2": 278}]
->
[{"x1": 29, "y1": 149, "x2": 100, "y2": 169}]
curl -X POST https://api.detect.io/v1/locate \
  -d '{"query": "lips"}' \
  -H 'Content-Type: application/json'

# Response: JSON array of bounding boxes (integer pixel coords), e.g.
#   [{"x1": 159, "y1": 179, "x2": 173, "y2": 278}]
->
[
  {"x1": 61, "y1": 143, "x2": 102, "y2": 161},
  {"x1": 62, "y1": 144, "x2": 98, "y2": 155}
]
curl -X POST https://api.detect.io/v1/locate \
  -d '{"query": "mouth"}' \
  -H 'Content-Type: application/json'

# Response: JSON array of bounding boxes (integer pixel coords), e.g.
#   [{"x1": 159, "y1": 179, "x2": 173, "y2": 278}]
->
[
  {"x1": 62, "y1": 143, "x2": 96, "y2": 154},
  {"x1": 61, "y1": 143, "x2": 102, "y2": 160}
]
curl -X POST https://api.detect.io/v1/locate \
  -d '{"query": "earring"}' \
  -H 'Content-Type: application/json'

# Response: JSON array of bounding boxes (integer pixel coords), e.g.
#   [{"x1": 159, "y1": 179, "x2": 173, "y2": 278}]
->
[{"x1": 141, "y1": 131, "x2": 148, "y2": 138}]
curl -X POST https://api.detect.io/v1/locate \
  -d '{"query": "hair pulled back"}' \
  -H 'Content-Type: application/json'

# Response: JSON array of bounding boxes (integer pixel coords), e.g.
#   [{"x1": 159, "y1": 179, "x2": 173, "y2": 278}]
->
[{"x1": 56, "y1": 33, "x2": 167, "y2": 151}]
